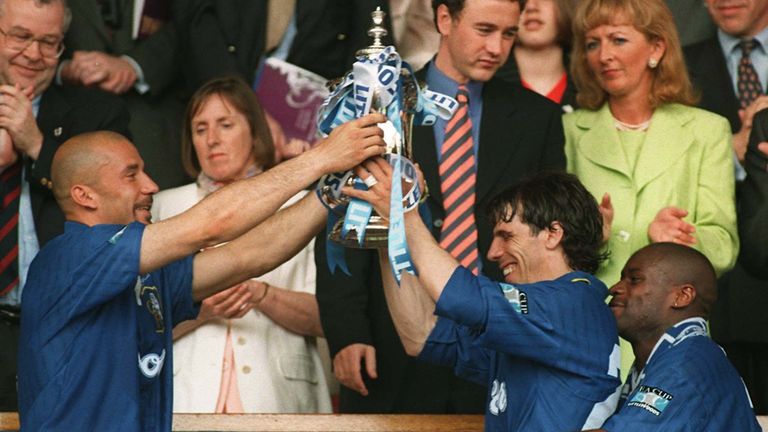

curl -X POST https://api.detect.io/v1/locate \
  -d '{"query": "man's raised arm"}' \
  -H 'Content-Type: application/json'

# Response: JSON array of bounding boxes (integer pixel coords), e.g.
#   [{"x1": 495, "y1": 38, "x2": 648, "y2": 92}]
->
[{"x1": 140, "y1": 113, "x2": 386, "y2": 274}]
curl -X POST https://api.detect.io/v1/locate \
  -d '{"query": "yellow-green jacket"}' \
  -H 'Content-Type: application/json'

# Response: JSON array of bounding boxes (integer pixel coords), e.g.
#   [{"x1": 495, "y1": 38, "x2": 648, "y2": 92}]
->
[{"x1": 564, "y1": 103, "x2": 738, "y2": 287}]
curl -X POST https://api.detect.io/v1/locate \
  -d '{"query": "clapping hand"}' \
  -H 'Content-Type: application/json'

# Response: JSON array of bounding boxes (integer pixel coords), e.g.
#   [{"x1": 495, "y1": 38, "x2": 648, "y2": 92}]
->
[
  {"x1": 648, "y1": 206, "x2": 696, "y2": 246},
  {"x1": 0, "y1": 84, "x2": 42, "y2": 160}
]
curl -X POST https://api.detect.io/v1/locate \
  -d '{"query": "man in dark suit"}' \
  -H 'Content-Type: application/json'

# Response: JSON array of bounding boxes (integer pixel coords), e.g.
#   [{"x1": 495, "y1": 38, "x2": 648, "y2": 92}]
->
[
  {"x1": 740, "y1": 111, "x2": 768, "y2": 279},
  {"x1": 717, "y1": 108, "x2": 768, "y2": 414},
  {"x1": 0, "y1": 0, "x2": 130, "y2": 411},
  {"x1": 684, "y1": 0, "x2": 768, "y2": 163},
  {"x1": 684, "y1": 0, "x2": 768, "y2": 414},
  {"x1": 316, "y1": 0, "x2": 565, "y2": 413},
  {"x1": 58, "y1": 0, "x2": 187, "y2": 190}
]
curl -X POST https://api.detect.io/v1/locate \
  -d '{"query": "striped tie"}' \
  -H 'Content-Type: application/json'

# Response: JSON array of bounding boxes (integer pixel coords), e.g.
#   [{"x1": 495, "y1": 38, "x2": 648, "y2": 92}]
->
[
  {"x1": 0, "y1": 161, "x2": 20, "y2": 297},
  {"x1": 439, "y1": 85, "x2": 479, "y2": 275},
  {"x1": 738, "y1": 39, "x2": 763, "y2": 108}
]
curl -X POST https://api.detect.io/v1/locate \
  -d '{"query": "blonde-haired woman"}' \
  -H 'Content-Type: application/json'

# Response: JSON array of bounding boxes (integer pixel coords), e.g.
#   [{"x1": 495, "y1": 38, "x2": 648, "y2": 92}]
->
[{"x1": 565, "y1": 0, "x2": 738, "y2": 374}]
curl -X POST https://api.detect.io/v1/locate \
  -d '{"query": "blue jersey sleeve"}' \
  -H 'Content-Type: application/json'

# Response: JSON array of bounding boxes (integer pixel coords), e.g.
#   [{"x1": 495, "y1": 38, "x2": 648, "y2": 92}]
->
[
  {"x1": 157, "y1": 255, "x2": 197, "y2": 326},
  {"x1": 62, "y1": 222, "x2": 145, "y2": 316},
  {"x1": 436, "y1": 267, "x2": 617, "y2": 373},
  {"x1": 418, "y1": 317, "x2": 490, "y2": 386}
]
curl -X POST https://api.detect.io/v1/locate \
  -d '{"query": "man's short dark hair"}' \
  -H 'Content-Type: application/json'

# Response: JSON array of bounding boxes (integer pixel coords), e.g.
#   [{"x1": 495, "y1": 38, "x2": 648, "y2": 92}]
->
[
  {"x1": 486, "y1": 171, "x2": 607, "y2": 274},
  {"x1": 431, "y1": 0, "x2": 526, "y2": 30}
]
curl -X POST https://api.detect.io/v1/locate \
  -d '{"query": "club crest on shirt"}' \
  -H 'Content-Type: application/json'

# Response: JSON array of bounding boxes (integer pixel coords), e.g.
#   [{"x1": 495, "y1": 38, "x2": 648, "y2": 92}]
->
[
  {"x1": 138, "y1": 349, "x2": 166, "y2": 378},
  {"x1": 500, "y1": 283, "x2": 528, "y2": 314},
  {"x1": 134, "y1": 277, "x2": 165, "y2": 333},
  {"x1": 627, "y1": 385, "x2": 673, "y2": 416},
  {"x1": 489, "y1": 379, "x2": 507, "y2": 415}
]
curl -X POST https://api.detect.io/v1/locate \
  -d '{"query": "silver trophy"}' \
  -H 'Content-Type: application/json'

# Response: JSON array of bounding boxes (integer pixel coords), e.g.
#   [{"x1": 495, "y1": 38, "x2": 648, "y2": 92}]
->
[{"x1": 317, "y1": 8, "x2": 421, "y2": 248}]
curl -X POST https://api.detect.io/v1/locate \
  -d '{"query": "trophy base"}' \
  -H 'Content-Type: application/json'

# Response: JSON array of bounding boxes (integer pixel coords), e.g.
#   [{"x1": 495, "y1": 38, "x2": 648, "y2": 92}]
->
[{"x1": 329, "y1": 214, "x2": 389, "y2": 248}]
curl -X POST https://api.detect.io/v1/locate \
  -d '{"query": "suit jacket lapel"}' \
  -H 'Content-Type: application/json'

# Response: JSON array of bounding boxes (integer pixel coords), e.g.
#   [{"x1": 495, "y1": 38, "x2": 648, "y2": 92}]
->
[
  {"x1": 412, "y1": 124, "x2": 442, "y2": 208},
  {"x1": 694, "y1": 37, "x2": 741, "y2": 130},
  {"x1": 36, "y1": 87, "x2": 69, "y2": 136},
  {"x1": 572, "y1": 104, "x2": 632, "y2": 179},
  {"x1": 476, "y1": 80, "x2": 518, "y2": 204},
  {"x1": 412, "y1": 67, "x2": 443, "y2": 208},
  {"x1": 32, "y1": 87, "x2": 70, "y2": 216},
  {"x1": 634, "y1": 105, "x2": 695, "y2": 192},
  {"x1": 707, "y1": 37, "x2": 741, "y2": 125}
]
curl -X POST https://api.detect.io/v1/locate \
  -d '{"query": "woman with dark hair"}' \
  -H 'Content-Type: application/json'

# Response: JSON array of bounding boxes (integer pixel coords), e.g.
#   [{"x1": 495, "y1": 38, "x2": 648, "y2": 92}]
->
[
  {"x1": 565, "y1": 0, "x2": 738, "y2": 375},
  {"x1": 151, "y1": 76, "x2": 331, "y2": 413}
]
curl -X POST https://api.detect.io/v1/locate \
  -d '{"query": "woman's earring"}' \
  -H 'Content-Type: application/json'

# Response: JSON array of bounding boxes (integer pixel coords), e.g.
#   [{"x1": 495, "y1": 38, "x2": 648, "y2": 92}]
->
[{"x1": 648, "y1": 58, "x2": 659, "y2": 69}]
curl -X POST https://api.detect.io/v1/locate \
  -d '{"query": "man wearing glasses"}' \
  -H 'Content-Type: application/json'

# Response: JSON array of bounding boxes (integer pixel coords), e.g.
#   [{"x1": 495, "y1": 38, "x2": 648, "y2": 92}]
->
[{"x1": 0, "y1": 0, "x2": 130, "y2": 412}]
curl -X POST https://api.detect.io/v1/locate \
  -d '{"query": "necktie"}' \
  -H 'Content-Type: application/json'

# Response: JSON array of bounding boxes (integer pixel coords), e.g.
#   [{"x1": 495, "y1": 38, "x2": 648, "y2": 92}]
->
[
  {"x1": 737, "y1": 39, "x2": 763, "y2": 108},
  {"x1": 439, "y1": 85, "x2": 479, "y2": 275},
  {"x1": 0, "y1": 161, "x2": 21, "y2": 297}
]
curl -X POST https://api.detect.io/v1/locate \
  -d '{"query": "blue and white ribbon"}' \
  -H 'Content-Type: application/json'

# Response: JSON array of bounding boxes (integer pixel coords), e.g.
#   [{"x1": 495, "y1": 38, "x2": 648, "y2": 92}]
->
[
  {"x1": 341, "y1": 178, "x2": 374, "y2": 247},
  {"x1": 387, "y1": 154, "x2": 417, "y2": 283},
  {"x1": 315, "y1": 46, "x2": 457, "y2": 282},
  {"x1": 317, "y1": 46, "x2": 457, "y2": 138}
]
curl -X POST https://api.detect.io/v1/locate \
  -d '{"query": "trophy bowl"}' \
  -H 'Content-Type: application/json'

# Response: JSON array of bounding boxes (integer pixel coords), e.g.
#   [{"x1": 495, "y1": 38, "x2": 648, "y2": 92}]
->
[
  {"x1": 318, "y1": 8, "x2": 420, "y2": 249},
  {"x1": 315, "y1": 8, "x2": 455, "y2": 252}
]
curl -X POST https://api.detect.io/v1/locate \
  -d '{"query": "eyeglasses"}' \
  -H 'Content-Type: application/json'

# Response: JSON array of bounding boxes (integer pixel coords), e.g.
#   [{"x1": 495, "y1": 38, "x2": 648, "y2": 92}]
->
[{"x1": 0, "y1": 27, "x2": 64, "y2": 59}]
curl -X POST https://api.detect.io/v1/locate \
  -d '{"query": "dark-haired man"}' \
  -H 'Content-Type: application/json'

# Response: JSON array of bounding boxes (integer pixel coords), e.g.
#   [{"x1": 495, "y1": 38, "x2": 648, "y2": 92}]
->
[
  {"x1": 590, "y1": 243, "x2": 761, "y2": 431},
  {"x1": 315, "y1": 0, "x2": 565, "y2": 413},
  {"x1": 348, "y1": 167, "x2": 621, "y2": 430}
]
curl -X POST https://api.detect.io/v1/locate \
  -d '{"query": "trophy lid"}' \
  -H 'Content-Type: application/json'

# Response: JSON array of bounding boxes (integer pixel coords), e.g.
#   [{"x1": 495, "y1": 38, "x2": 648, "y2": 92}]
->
[{"x1": 356, "y1": 7, "x2": 388, "y2": 58}]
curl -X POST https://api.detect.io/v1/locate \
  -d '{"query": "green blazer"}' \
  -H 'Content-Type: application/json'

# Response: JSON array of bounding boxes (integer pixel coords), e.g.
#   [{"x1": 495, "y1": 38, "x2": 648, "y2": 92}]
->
[{"x1": 564, "y1": 103, "x2": 738, "y2": 286}]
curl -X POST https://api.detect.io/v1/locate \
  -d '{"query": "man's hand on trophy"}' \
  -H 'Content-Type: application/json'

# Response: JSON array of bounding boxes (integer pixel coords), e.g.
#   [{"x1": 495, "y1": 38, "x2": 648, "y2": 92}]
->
[
  {"x1": 345, "y1": 157, "x2": 426, "y2": 220},
  {"x1": 309, "y1": 113, "x2": 386, "y2": 174}
]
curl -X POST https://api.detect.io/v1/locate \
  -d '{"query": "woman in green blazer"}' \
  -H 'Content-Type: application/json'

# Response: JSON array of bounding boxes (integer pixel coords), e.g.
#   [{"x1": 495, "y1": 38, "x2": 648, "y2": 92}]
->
[
  {"x1": 565, "y1": 0, "x2": 738, "y2": 285},
  {"x1": 563, "y1": 0, "x2": 739, "y2": 378},
  {"x1": 564, "y1": 0, "x2": 738, "y2": 374}
]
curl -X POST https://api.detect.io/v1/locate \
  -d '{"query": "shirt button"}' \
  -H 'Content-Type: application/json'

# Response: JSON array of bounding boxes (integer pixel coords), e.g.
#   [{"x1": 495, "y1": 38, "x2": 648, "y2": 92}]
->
[
  {"x1": 434, "y1": 219, "x2": 443, "y2": 228},
  {"x1": 618, "y1": 230, "x2": 631, "y2": 242},
  {"x1": 237, "y1": 337, "x2": 246, "y2": 345},
  {"x1": 40, "y1": 178, "x2": 48, "y2": 186},
  {"x1": 336, "y1": 33, "x2": 347, "y2": 41},
  {"x1": 227, "y1": 45, "x2": 236, "y2": 53},
  {"x1": 242, "y1": 365, "x2": 251, "y2": 374}
]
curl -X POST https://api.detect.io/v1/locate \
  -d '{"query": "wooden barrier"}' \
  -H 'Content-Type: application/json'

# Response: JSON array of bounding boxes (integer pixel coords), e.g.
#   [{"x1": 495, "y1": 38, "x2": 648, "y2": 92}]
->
[
  {"x1": 0, "y1": 412, "x2": 483, "y2": 431},
  {"x1": 3, "y1": 412, "x2": 768, "y2": 431}
]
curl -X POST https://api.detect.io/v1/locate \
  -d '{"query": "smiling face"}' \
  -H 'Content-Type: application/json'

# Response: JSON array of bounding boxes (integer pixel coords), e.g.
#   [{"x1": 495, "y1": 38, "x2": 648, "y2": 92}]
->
[
  {"x1": 706, "y1": 0, "x2": 768, "y2": 37},
  {"x1": 435, "y1": 0, "x2": 521, "y2": 83},
  {"x1": 608, "y1": 250, "x2": 674, "y2": 342},
  {"x1": 93, "y1": 141, "x2": 159, "y2": 225},
  {"x1": 517, "y1": 0, "x2": 560, "y2": 49},
  {"x1": 191, "y1": 94, "x2": 258, "y2": 183},
  {"x1": 0, "y1": 0, "x2": 64, "y2": 97},
  {"x1": 584, "y1": 22, "x2": 665, "y2": 102},
  {"x1": 487, "y1": 211, "x2": 551, "y2": 284}
]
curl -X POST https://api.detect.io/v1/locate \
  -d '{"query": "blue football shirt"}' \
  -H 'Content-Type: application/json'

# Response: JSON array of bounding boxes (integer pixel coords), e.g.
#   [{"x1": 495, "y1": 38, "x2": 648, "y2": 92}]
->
[
  {"x1": 602, "y1": 318, "x2": 761, "y2": 431},
  {"x1": 18, "y1": 222, "x2": 197, "y2": 431},
  {"x1": 419, "y1": 267, "x2": 623, "y2": 431}
]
